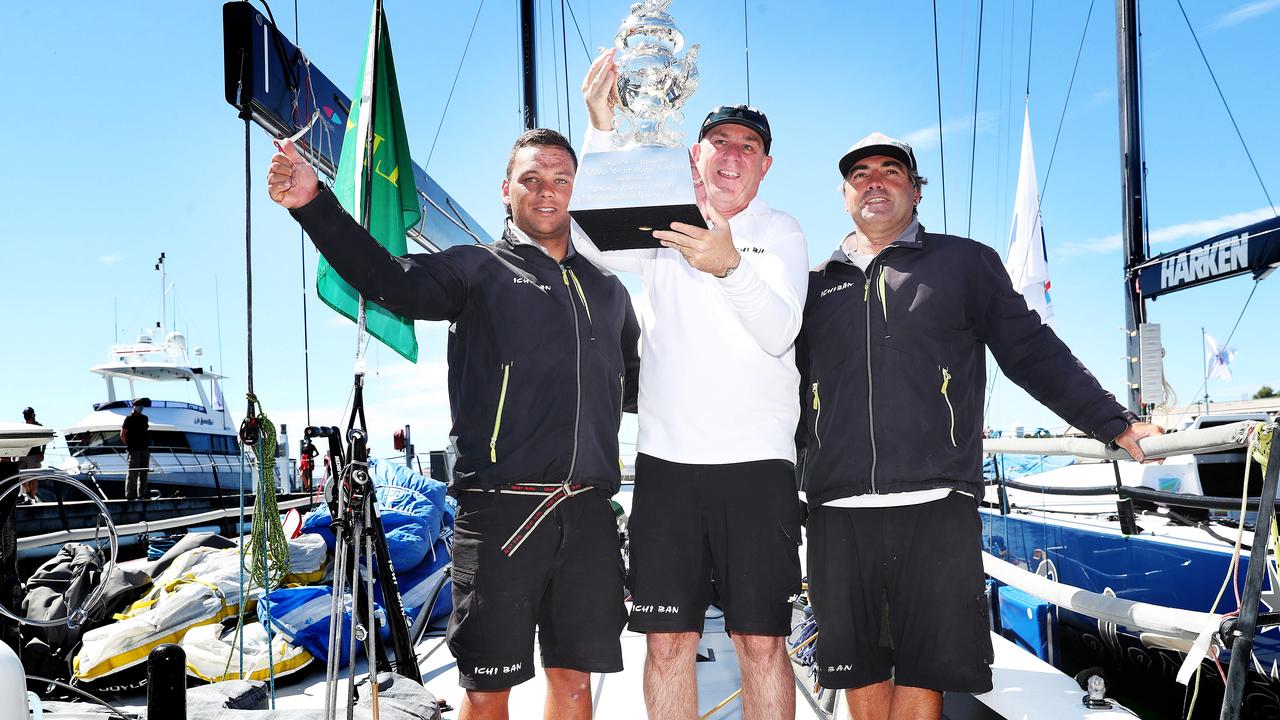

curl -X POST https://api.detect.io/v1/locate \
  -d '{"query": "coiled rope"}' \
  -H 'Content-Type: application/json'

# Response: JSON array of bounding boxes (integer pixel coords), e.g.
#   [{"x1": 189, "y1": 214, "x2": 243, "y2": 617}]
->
[{"x1": 223, "y1": 393, "x2": 292, "y2": 701}]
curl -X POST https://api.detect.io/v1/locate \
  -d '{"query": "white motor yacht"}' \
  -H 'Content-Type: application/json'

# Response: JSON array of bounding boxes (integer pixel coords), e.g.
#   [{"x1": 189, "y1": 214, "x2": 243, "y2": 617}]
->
[{"x1": 58, "y1": 328, "x2": 292, "y2": 499}]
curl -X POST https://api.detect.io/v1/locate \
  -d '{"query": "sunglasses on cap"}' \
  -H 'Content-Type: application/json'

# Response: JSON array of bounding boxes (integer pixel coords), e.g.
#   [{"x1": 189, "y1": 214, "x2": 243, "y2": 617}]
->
[{"x1": 699, "y1": 104, "x2": 772, "y2": 154}]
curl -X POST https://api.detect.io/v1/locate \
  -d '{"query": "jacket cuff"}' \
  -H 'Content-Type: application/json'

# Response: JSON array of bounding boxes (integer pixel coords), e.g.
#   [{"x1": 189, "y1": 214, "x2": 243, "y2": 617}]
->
[
  {"x1": 1097, "y1": 411, "x2": 1140, "y2": 447},
  {"x1": 288, "y1": 183, "x2": 336, "y2": 224}
]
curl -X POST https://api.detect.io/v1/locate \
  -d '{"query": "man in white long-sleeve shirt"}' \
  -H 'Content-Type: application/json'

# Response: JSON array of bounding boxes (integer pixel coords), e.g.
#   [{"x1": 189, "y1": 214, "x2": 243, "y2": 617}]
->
[{"x1": 580, "y1": 50, "x2": 809, "y2": 719}]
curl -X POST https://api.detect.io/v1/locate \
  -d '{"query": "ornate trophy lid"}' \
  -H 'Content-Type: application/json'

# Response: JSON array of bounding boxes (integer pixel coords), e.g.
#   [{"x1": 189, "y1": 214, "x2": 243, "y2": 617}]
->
[{"x1": 615, "y1": 0, "x2": 684, "y2": 55}]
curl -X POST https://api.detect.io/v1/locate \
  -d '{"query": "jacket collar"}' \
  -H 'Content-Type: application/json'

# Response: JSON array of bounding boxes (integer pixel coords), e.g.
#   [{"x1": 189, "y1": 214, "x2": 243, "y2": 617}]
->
[
  {"x1": 816, "y1": 220, "x2": 924, "y2": 273},
  {"x1": 500, "y1": 219, "x2": 577, "y2": 261}
]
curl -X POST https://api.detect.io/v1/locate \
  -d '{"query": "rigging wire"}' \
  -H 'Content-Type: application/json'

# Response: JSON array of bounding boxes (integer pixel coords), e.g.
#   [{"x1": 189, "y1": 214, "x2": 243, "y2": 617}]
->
[
  {"x1": 743, "y1": 0, "x2": 752, "y2": 106},
  {"x1": 1024, "y1": 0, "x2": 1034, "y2": 97},
  {"x1": 965, "y1": 0, "x2": 985, "y2": 239},
  {"x1": 1136, "y1": 0, "x2": 1152, "y2": 263},
  {"x1": 1031, "y1": 0, "x2": 1096, "y2": 213},
  {"x1": 546, "y1": 0, "x2": 563, "y2": 132},
  {"x1": 1162, "y1": 279, "x2": 1261, "y2": 430},
  {"x1": 293, "y1": 0, "x2": 312, "y2": 427},
  {"x1": 993, "y1": 0, "x2": 1016, "y2": 243},
  {"x1": 425, "y1": 0, "x2": 487, "y2": 170},
  {"x1": 987, "y1": 1, "x2": 1092, "y2": 429},
  {"x1": 561, "y1": 0, "x2": 572, "y2": 139},
  {"x1": 243, "y1": 105, "x2": 255, "y2": 402},
  {"x1": 1174, "y1": 0, "x2": 1276, "y2": 216},
  {"x1": 563, "y1": 0, "x2": 593, "y2": 61},
  {"x1": 931, "y1": 0, "x2": 949, "y2": 234},
  {"x1": 514, "y1": 4, "x2": 523, "y2": 129}
]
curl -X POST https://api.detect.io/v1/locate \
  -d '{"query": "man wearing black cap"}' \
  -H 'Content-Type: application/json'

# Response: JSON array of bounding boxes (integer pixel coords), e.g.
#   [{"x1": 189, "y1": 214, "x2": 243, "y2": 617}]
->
[
  {"x1": 580, "y1": 50, "x2": 808, "y2": 719},
  {"x1": 120, "y1": 398, "x2": 151, "y2": 501},
  {"x1": 796, "y1": 132, "x2": 1162, "y2": 718}
]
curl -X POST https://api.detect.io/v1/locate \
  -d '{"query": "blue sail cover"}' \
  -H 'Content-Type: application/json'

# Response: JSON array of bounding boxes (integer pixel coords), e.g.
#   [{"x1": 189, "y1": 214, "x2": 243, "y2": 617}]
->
[
  {"x1": 301, "y1": 458, "x2": 455, "y2": 571},
  {"x1": 262, "y1": 536, "x2": 452, "y2": 667},
  {"x1": 270, "y1": 459, "x2": 456, "y2": 665}
]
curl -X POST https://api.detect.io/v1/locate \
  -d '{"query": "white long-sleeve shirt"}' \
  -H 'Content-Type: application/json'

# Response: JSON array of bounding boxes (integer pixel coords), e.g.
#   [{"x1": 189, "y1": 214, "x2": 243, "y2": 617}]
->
[{"x1": 574, "y1": 127, "x2": 809, "y2": 464}]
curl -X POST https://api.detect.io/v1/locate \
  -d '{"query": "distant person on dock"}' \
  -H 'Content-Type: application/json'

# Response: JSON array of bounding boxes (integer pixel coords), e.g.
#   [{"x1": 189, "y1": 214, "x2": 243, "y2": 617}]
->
[
  {"x1": 19, "y1": 407, "x2": 45, "y2": 503},
  {"x1": 579, "y1": 50, "x2": 811, "y2": 720},
  {"x1": 795, "y1": 132, "x2": 1164, "y2": 720},
  {"x1": 268, "y1": 128, "x2": 640, "y2": 720},
  {"x1": 119, "y1": 398, "x2": 151, "y2": 501}
]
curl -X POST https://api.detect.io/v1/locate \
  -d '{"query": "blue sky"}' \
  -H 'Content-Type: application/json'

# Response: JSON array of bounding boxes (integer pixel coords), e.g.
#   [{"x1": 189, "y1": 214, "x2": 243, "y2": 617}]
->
[{"x1": 2, "y1": 1, "x2": 1277, "y2": 463}]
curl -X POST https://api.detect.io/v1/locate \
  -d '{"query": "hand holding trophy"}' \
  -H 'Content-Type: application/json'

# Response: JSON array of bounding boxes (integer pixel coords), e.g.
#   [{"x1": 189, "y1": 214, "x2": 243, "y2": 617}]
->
[{"x1": 570, "y1": 0, "x2": 706, "y2": 250}]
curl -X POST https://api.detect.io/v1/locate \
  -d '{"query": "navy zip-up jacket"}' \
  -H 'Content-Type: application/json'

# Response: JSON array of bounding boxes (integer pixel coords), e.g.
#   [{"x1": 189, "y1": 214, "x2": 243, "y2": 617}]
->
[
  {"x1": 293, "y1": 187, "x2": 640, "y2": 494},
  {"x1": 796, "y1": 225, "x2": 1133, "y2": 505}
]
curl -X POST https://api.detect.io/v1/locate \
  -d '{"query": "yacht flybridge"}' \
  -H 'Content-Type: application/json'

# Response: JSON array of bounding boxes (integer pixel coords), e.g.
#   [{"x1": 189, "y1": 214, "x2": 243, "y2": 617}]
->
[{"x1": 59, "y1": 328, "x2": 292, "y2": 498}]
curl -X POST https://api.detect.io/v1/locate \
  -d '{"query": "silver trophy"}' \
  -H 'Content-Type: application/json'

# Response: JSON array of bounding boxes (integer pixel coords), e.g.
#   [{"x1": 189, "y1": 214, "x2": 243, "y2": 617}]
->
[
  {"x1": 611, "y1": 0, "x2": 700, "y2": 148},
  {"x1": 568, "y1": 0, "x2": 705, "y2": 250}
]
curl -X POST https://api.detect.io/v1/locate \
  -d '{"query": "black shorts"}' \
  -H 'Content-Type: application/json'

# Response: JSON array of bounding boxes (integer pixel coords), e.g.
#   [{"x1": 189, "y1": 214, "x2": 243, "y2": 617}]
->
[
  {"x1": 446, "y1": 489, "x2": 626, "y2": 690},
  {"x1": 627, "y1": 454, "x2": 802, "y2": 636},
  {"x1": 806, "y1": 492, "x2": 994, "y2": 693}
]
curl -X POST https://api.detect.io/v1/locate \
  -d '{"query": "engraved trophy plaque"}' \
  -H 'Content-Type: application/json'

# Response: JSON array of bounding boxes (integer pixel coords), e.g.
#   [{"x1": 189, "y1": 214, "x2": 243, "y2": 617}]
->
[{"x1": 569, "y1": 0, "x2": 705, "y2": 250}]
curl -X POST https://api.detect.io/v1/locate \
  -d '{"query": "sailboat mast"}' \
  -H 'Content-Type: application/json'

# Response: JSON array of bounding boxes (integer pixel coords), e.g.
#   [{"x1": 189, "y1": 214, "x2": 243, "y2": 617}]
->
[
  {"x1": 1115, "y1": 0, "x2": 1147, "y2": 414},
  {"x1": 520, "y1": 0, "x2": 538, "y2": 129}
]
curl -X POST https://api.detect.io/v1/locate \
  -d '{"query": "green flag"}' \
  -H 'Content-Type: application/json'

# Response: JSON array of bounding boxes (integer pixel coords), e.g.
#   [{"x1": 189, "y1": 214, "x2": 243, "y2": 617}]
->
[{"x1": 319, "y1": 0, "x2": 421, "y2": 363}]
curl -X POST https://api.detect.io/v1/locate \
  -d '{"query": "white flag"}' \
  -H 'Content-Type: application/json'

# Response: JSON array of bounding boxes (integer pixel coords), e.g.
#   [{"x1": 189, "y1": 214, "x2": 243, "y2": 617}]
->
[
  {"x1": 1204, "y1": 332, "x2": 1237, "y2": 381},
  {"x1": 1004, "y1": 105, "x2": 1054, "y2": 327}
]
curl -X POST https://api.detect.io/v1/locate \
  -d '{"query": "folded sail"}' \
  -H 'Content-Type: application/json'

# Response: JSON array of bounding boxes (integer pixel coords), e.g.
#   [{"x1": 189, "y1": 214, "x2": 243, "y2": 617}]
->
[{"x1": 1005, "y1": 105, "x2": 1054, "y2": 328}]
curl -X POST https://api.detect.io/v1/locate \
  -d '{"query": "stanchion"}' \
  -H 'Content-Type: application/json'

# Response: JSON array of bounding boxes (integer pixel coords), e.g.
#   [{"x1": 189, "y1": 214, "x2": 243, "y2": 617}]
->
[{"x1": 1220, "y1": 424, "x2": 1280, "y2": 719}]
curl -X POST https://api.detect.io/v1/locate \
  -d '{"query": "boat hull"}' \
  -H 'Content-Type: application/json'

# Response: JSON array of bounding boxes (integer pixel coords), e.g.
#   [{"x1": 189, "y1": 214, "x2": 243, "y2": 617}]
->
[{"x1": 982, "y1": 508, "x2": 1280, "y2": 718}]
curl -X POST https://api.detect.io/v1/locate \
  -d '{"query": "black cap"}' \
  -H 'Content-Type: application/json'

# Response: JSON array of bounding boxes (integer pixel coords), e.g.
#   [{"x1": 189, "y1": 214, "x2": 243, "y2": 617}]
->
[
  {"x1": 838, "y1": 132, "x2": 918, "y2": 179},
  {"x1": 22, "y1": 407, "x2": 35, "y2": 420},
  {"x1": 698, "y1": 105, "x2": 772, "y2": 154},
  {"x1": 134, "y1": 397, "x2": 152, "y2": 408}
]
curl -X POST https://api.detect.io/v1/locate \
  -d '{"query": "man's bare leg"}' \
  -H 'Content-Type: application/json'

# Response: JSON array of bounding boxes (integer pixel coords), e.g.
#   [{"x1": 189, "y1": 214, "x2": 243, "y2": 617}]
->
[
  {"x1": 846, "y1": 681, "x2": 893, "y2": 720},
  {"x1": 887, "y1": 686, "x2": 942, "y2": 720},
  {"x1": 644, "y1": 631, "x2": 700, "y2": 719},
  {"x1": 731, "y1": 633, "x2": 795, "y2": 720},
  {"x1": 845, "y1": 682, "x2": 942, "y2": 720},
  {"x1": 544, "y1": 668, "x2": 593, "y2": 720},
  {"x1": 459, "y1": 688, "x2": 510, "y2": 720}
]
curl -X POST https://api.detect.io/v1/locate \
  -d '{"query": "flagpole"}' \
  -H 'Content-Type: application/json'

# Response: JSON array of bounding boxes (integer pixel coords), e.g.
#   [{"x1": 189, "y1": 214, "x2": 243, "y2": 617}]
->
[
  {"x1": 353, "y1": 0, "x2": 384, "y2": 380},
  {"x1": 1201, "y1": 327, "x2": 1210, "y2": 415}
]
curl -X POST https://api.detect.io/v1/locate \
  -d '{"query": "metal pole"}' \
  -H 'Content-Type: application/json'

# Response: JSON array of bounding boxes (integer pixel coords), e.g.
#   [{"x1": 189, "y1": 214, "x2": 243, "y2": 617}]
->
[
  {"x1": 1115, "y1": 0, "x2": 1146, "y2": 414},
  {"x1": 1220, "y1": 427, "x2": 1280, "y2": 719},
  {"x1": 520, "y1": 0, "x2": 538, "y2": 129},
  {"x1": 1202, "y1": 326, "x2": 1211, "y2": 415},
  {"x1": 403, "y1": 425, "x2": 412, "y2": 468}
]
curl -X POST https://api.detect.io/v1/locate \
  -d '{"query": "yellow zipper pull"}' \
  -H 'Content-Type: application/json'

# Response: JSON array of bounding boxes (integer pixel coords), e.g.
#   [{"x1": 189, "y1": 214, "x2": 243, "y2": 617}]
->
[
  {"x1": 561, "y1": 267, "x2": 570, "y2": 286},
  {"x1": 811, "y1": 382, "x2": 820, "y2": 410},
  {"x1": 940, "y1": 367, "x2": 956, "y2": 447},
  {"x1": 863, "y1": 279, "x2": 870, "y2": 301},
  {"x1": 569, "y1": 269, "x2": 593, "y2": 325},
  {"x1": 490, "y1": 362, "x2": 512, "y2": 463},
  {"x1": 878, "y1": 267, "x2": 888, "y2": 322}
]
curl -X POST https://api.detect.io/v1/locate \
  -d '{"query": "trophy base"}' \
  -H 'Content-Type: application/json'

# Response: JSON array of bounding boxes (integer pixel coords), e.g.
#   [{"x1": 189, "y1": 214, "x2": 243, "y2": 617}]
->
[
  {"x1": 571, "y1": 203, "x2": 706, "y2": 251},
  {"x1": 569, "y1": 147, "x2": 706, "y2": 251}
]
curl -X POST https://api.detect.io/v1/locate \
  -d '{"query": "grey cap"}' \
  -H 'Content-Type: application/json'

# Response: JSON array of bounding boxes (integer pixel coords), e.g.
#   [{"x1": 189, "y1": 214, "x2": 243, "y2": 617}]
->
[{"x1": 838, "y1": 132, "x2": 918, "y2": 179}]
